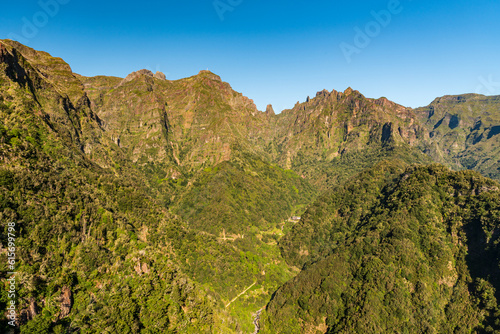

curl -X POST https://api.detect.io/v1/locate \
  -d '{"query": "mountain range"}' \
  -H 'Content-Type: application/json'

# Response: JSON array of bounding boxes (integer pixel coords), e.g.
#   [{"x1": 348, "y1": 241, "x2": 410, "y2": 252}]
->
[{"x1": 1, "y1": 39, "x2": 499, "y2": 333}]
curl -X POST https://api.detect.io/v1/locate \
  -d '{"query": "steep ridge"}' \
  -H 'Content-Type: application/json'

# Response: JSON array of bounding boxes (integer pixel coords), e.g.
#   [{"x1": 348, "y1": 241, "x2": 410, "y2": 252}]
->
[
  {"x1": 80, "y1": 68, "x2": 272, "y2": 174},
  {"x1": 0, "y1": 39, "x2": 104, "y2": 161},
  {"x1": 271, "y1": 88, "x2": 431, "y2": 189},
  {"x1": 78, "y1": 64, "x2": 316, "y2": 331},
  {"x1": 0, "y1": 40, "x2": 239, "y2": 333},
  {"x1": 0, "y1": 40, "x2": 313, "y2": 333}
]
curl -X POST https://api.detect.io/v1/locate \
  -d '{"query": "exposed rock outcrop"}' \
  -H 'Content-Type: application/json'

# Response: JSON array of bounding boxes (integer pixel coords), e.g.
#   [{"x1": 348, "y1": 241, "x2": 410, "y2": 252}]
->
[
  {"x1": 58, "y1": 286, "x2": 73, "y2": 319},
  {"x1": 265, "y1": 104, "x2": 275, "y2": 116},
  {"x1": 153, "y1": 71, "x2": 167, "y2": 80},
  {"x1": 19, "y1": 298, "x2": 39, "y2": 325},
  {"x1": 123, "y1": 69, "x2": 154, "y2": 82}
]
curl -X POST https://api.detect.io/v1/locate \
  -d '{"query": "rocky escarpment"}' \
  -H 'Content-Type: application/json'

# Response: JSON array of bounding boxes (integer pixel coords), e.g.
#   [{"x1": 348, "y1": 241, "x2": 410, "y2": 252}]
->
[
  {"x1": 270, "y1": 87, "x2": 429, "y2": 188},
  {"x1": 122, "y1": 69, "x2": 167, "y2": 83}
]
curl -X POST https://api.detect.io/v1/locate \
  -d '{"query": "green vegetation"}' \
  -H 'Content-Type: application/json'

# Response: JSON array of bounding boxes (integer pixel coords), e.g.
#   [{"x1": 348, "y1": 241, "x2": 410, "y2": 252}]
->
[
  {"x1": 261, "y1": 162, "x2": 500, "y2": 333},
  {"x1": 174, "y1": 151, "x2": 315, "y2": 235},
  {"x1": 1, "y1": 40, "x2": 500, "y2": 333},
  {"x1": 0, "y1": 40, "x2": 231, "y2": 333}
]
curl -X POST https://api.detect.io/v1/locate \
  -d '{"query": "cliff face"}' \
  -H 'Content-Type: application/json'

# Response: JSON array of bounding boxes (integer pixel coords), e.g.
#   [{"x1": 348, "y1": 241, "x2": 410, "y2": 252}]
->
[
  {"x1": 268, "y1": 88, "x2": 430, "y2": 189},
  {"x1": 3, "y1": 39, "x2": 499, "y2": 187},
  {"x1": 80, "y1": 68, "x2": 271, "y2": 174},
  {"x1": 415, "y1": 94, "x2": 500, "y2": 180}
]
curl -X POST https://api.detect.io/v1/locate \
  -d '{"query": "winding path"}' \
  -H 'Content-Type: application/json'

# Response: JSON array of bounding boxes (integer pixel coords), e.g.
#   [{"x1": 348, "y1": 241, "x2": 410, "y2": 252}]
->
[{"x1": 225, "y1": 281, "x2": 257, "y2": 308}]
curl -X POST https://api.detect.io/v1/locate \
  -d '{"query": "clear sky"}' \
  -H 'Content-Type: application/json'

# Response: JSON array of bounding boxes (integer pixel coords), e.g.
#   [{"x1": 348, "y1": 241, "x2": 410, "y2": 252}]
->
[{"x1": 1, "y1": 0, "x2": 499, "y2": 112}]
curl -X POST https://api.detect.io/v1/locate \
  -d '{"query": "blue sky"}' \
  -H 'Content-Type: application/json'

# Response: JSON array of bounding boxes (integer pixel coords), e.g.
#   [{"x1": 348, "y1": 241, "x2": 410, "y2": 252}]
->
[{"x1": 1, "y1": 0, "x2": 499, "y2": 112}]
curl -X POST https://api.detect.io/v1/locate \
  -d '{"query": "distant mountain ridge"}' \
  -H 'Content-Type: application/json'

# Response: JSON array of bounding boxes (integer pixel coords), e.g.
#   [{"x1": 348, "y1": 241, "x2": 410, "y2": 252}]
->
[
  {"x1": 415, "y1": 93, "x2": 500, "y2": 180},
  {"x1": 3, "y1": 39, "x2": 497, "y2": 185}
]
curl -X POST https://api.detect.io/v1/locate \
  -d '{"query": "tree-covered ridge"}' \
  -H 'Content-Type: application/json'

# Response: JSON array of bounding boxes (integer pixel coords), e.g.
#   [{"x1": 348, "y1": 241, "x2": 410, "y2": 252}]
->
[
  {"x1": 173, "y1": 150, "x2": 315, "y2": 235},
  {"x1": 261, "y1": 162, "x2": 500, "y2": 333}
]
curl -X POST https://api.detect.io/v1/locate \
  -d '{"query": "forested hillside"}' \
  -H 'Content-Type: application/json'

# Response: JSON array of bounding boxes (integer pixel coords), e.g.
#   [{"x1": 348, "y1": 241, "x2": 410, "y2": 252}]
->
[{"x1": 262, "y1": 163, "x2": 500, "y2": 333}]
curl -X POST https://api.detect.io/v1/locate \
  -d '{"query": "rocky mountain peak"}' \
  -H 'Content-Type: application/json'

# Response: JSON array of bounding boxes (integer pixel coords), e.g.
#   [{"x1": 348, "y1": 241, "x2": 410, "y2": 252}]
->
[
  {"x1": 123, "y1": 69, "x2": 154, "y2": 82},
  {"x1": 316, "y1": 89, "x2": 330, "y2": 98},
  {"x1": 153, "y1": 71, "x2": 167, "y2": 80},
  {"x1": 265, "y1": 104, "x2": 275, "y2": 116},
  {"x1": 343, "y1": 87, "x2": 354, "y2": 96},
  {"x1": 197, "y1": 70, "x2": 222, "y2": 82}
]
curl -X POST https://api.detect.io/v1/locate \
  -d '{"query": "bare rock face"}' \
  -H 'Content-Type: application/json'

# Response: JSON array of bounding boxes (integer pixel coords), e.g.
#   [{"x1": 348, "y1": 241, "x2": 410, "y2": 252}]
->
[
  {"x1": 265, "y1": 104, "x2": 275, "y2": 116},
  {"x1": 153, "y1": 71, "x2": 167, "y2": 80},
  {"x1": 141, "y1": 262, "x2": 150, "y2": 274},
  {"x1": 19, "y1": 298, "x2": 39, "y2": 325},
  {"x1": 134, "y1": 262, "x2": 151, "y2": 275},
  {"x1": 58, "y1": 286, "x2": 73, "y2": 319},
  {"x1": 134, "y1": 262, "x2": 142, "y2": 275},
  {"x1": 123, "y1": 69, "x2": 154, "y2": 82}
]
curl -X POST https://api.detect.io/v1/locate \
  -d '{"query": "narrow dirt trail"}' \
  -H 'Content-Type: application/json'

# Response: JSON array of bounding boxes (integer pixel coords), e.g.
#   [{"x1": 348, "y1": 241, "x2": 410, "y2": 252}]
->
[{"x1": 225, "y1": 281, "x2": 257, "y2": 308}]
